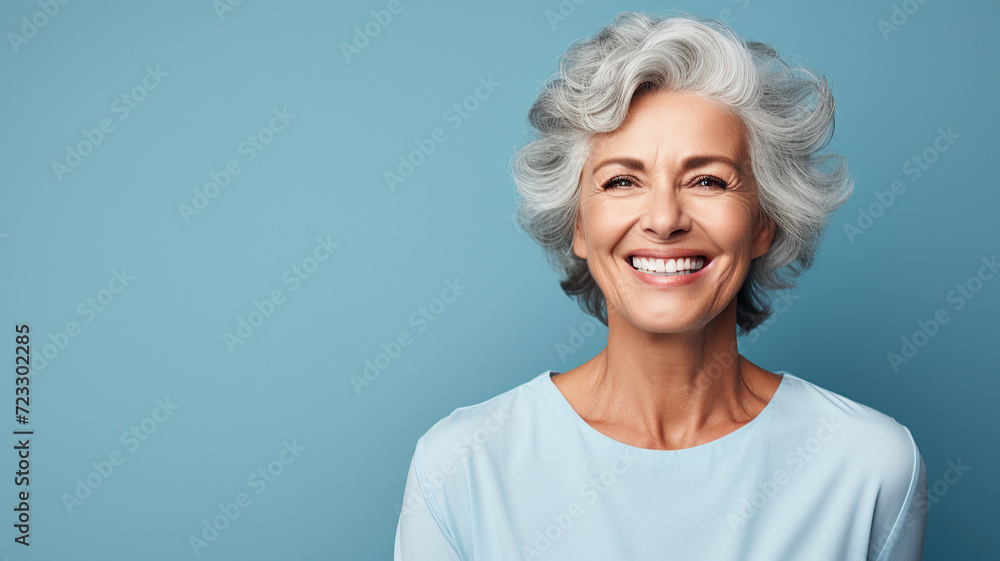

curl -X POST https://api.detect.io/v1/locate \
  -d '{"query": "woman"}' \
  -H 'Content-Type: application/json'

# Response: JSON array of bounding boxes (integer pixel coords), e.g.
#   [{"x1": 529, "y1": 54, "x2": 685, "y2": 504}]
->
[{"x1": 395, "y1": 12, "x2": 927, "y2": 561}]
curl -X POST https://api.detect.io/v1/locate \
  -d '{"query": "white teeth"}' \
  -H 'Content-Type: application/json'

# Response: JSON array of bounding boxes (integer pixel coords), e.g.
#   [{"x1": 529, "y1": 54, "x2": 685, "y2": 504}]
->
[{"x1": 630, "y1": 255, "x2": 706, "y2": 275}]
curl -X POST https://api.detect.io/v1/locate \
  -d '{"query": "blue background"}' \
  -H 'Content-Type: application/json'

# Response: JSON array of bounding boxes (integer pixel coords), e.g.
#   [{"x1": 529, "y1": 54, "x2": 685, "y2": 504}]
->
[{"x1": 1, "y1": 0, "x2": 997, "y2": 558}]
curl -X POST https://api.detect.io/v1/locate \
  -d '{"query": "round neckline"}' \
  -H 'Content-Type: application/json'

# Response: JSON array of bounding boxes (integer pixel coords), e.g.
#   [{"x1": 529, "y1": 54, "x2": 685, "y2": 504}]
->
[{"x1": 541, "y1": 369, "x2": 793, "y2": 460}]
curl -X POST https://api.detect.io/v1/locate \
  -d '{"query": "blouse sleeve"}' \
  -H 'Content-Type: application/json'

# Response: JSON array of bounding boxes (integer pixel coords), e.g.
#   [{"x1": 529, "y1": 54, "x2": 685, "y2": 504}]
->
[
  {"x1": 394, "y1": 438, "x2": 464, "y2": 561},
  {"x1": 869, "y1": 426, "x2": 928, "y2": 561}
]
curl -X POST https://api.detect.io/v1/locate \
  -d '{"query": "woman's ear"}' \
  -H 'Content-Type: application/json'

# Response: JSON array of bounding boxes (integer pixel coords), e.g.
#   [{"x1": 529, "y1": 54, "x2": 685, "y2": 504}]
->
[
  {"x1": 751, "y1": 210, "x2": 776, "y2": 259},
  {"x1": 572, "y1": 212, "x2": 587, "y2": 260}
]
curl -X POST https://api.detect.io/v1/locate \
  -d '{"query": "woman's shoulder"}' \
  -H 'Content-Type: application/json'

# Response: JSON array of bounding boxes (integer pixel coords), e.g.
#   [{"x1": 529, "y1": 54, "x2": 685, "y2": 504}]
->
[
  {"x1": 777, "y1": 372, "x2": 915, "y2": 433},
  {"x1": 777, "y1": 372, "x2": 928, "y2": 555},
  {"x1": 413, "y1": 371, "x2": 553, "y2": 466},
  {"x1": 775, "y1": 372, "x2": 923, "y2": 485}
]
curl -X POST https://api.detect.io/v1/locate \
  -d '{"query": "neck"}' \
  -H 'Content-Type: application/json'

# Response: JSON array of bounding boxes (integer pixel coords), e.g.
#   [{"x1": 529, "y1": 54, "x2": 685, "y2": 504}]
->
[{"x1": 575, "y1": 300, "x2": 773, "y2": 450}]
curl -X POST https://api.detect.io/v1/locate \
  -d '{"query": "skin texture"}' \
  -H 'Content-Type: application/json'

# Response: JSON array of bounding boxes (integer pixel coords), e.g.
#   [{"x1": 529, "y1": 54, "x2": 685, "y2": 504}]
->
[{"x1": 552, "y1": 89, "x2": 783, "y2": 450}]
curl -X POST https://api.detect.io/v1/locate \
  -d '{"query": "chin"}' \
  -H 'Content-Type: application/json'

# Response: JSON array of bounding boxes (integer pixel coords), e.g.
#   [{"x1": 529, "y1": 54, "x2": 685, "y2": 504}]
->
[{"x1": 614, "y1": 304, "x2": 712, "y2": 334}]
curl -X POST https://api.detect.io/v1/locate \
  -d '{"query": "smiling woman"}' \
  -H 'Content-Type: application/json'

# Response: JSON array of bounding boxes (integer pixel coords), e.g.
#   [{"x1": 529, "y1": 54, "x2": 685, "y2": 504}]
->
[
  {"x1": 574, "y1": 91, "x2": 772, "y2": 338},
  {"x1": 394, "y1": 11, "x2": 928, "y2": 561}
]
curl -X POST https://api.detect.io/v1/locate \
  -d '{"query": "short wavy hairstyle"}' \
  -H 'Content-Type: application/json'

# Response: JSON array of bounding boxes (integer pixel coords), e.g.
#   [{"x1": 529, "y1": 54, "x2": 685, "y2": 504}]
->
[{"x1": 511, "y1": 11, "x2": 852, "y2": 334}]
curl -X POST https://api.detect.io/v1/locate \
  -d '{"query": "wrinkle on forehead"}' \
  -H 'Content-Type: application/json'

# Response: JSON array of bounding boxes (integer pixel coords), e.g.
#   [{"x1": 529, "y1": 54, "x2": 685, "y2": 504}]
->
[{"x1": 584, "y1": 91, "x2": 752, "y2": 178}]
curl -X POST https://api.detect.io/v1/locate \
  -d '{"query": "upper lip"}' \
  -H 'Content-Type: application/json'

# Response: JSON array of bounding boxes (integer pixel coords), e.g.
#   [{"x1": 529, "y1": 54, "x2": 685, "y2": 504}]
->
[{"x1": 625, "y1": 249, "x2": 711, "y2": 261}]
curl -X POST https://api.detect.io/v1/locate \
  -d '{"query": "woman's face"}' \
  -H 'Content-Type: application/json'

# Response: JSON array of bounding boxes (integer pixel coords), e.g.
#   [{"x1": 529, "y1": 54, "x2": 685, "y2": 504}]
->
[{"x1": 574, "y1": 89, "x2": 774, "y2": 334}]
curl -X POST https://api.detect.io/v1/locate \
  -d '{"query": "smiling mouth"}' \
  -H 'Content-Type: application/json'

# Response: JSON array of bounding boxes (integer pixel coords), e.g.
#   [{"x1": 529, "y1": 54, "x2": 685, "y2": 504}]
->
[{"x1": 629, "y1": 256, "x2": 706, "y2": 276}]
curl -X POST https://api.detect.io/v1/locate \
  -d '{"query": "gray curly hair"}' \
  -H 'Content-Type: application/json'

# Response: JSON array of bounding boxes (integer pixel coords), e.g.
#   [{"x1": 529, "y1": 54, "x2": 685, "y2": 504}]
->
[{"x1": 511, "y1": 11, "x2": 852, "y2": 334}]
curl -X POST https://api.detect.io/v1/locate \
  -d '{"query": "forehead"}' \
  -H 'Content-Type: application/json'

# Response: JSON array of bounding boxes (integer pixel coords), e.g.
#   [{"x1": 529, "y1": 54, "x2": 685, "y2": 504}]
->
[{"x1": 588, "y1": 90, "x2": 749, "y2": 165}]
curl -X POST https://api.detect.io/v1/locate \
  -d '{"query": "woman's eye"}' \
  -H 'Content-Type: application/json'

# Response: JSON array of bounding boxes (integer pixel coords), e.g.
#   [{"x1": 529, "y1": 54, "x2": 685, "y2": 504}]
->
[
  {"x1": 602, "y1": 176, "x2": 635, "y2": 190},
  {"x1": 695, "y1": 176, "x2": 728, "y2": 189}
]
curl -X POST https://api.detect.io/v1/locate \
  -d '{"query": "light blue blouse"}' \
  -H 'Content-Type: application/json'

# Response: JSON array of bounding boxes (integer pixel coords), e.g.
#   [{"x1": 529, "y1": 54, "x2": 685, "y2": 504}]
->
[{"x1": 394, "y1": 371, "x2": 927, "y2": 560}]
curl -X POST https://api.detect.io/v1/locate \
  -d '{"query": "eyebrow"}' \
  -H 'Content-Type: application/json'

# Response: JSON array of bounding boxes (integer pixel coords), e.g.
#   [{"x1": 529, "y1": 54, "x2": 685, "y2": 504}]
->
[{"x1": 592, "y1": 154, "x2": 743, "y2": 174}]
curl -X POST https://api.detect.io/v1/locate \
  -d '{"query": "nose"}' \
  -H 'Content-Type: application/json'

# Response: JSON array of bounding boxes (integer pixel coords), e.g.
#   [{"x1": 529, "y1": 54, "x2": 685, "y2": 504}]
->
[{"x1": 638, "y1": 181, "x2": 690, "y2": 238}]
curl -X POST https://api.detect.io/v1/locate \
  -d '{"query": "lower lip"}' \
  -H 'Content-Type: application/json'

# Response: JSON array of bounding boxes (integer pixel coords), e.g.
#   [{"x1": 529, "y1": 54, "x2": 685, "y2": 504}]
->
[{"x1": 627, "y1": 258, "x2": 711, "y2": 287}]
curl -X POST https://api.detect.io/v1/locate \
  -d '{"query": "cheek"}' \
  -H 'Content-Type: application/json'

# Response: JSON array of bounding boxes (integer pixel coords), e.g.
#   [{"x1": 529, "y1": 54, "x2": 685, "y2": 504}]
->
[
  {"x1": 580, "y1": 199, "x2": 631, "y2": 249},
  {"x1": 698, "y1": 198, "x2": 758, "y2": 247}
]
